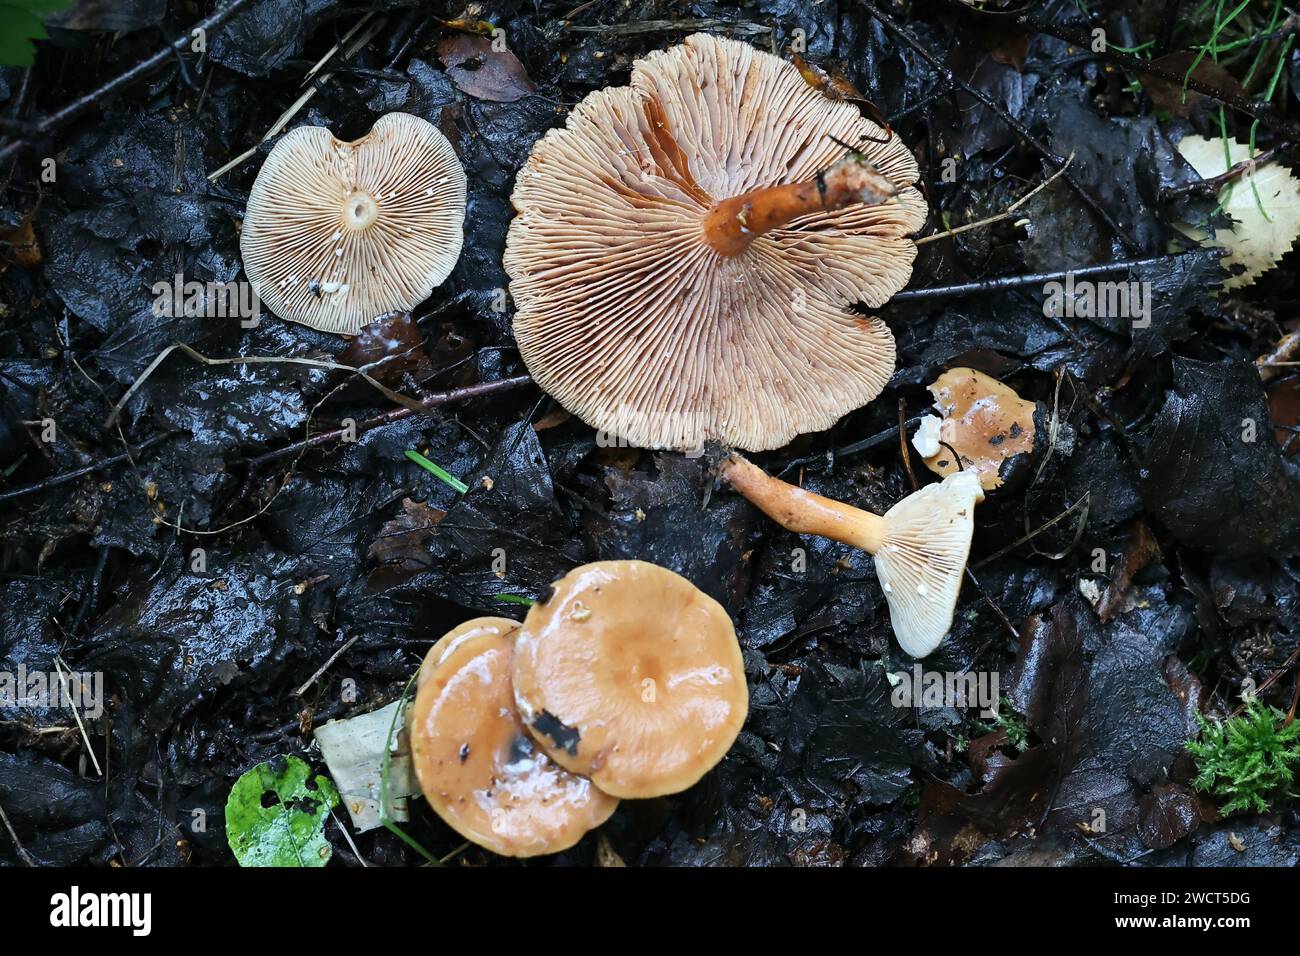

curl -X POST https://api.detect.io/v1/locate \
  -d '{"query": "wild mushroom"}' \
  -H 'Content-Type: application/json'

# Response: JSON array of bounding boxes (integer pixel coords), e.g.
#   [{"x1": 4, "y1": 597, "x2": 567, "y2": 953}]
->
[
  {"x1": 504, "y1": 32, "x2": 927, "y2": 452},
  {"x1": 719, "y1": 456, "x2": 984, "y2": 658},
  {"x1": 241, "y1": 112, "x2": 467, "y2": 335},
  {"x1": 911, "y1": 368, "x2": 1036, "y2": 491},
  {"x1": 409, "y1": 616, "x2": 618, "y2": 857},
  {"x1": 512, "y1": 560, "x2": 748, "y2": 799}
]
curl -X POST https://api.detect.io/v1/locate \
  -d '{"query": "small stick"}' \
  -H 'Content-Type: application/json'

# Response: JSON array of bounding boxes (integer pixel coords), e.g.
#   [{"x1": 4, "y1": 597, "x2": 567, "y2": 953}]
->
[
  {"x1": 0, "y1": 801, "x2": 34, "y2": 866},
  {"x1": 898, "y1": 398, "x2": 918, "y2": 491},
  {"x1": 54, "y1": 656, "x2": 102, "y2": 778},
  {"x1": 208, "y1": 13, "x2": 385, "y2": 181},
  {"x1": 0, "y1": 432, "x2": 173, "y2": 504},
  {"x1": 1257, "y1": 330, "x2": 1300, "y2": 382},
  {"x1": 295, "y1": 635, "x2": 360, "y2": 698},
  {"x1": 891, "y1": 254, "x2": 1184, "y2": 302},
  {"x1": 1163, "y1": 144, "x2": 1288, "y2": 200},
  {"x1": 914, "y1": 154, "x2": 1074, "y2": 246},
  {"x1": 247, "y1": 374, "x2": 534, "y2": 467}
]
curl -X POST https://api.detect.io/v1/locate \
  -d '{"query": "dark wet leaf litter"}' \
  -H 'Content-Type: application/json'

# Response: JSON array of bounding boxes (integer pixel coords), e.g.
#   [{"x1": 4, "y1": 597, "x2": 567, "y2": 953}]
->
[{"x1": 1, "y1": 0, "x2": 1299, "y2": 867}]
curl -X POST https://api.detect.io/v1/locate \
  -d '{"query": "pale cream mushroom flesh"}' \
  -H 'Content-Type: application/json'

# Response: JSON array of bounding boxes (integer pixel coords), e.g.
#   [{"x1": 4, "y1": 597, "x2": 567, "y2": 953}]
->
[
  {"x1": 241, "y1": 112, "x2": 467, "y2": 334},
  {"x1": 504, "y1": 33, "x2": 927, "y2": 452},
  {"x1": 409, "y1": 616, "x2": 618, "y2": 857},
  {"x1": 720, "y1": 457, "x2": 984, "y2": 658},
  {"x1": 911, "y1": 368, "x2": 1036, "y2": 491},
  {"x1": 512, "y1": 561, "x2": 748, "y2": 799}
]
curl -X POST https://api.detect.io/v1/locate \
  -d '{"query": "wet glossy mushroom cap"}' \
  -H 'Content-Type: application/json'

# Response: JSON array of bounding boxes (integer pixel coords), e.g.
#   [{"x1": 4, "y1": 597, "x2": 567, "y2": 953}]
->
[
  {"x1": 504, "y1": 32, "x2": 927, "y2": 452},
  {"x1": 912, "y1": 368, "x2": 1036, "y2": 491},
  {"x1": 241, "y1": 112, "x2": 467, "y2": 334},
  {"x1": 409, "y1": 617, "x2": 617, "y2": 857},
  {"x1": 512, "y1": 561, "x2": 748, "y2": 799}
]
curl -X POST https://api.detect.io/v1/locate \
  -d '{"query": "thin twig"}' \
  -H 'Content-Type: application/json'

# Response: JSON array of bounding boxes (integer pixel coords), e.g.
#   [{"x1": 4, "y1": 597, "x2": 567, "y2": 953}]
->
[
  {"x1": 295, "y1": 635, "x2": 360, "y2": 697},
  {"x1": 0, "y1": 0, "x2": 253, "y2": 164},
  {"x1": 54, "y1": 656, "x2": 102, "y2": 778},
  {"x1": 915, "y1": 154, "x2": 1074, "y2": 246},
  {"x1": 208, "y1": 12, "x2": 384, "y2": 181},
  {"x1": 0, "y1": 801, "x2": 35, "y2": 866},
  {"x1": 0, "y1": 432, "x2": 174, "y2": 504},
  {"x1": 891, "y1": 254, "x2": 1185, "y2": 302},
  {"x1": 973, "y1": 493, "x2": 1091, "y2": 568},
  {"x1": 898, "y1": 399, "x2": 918, "y2": 491},
  {"x1": 103, "y1": 342, "x2": 426, "y2": 429},
  {"x1": 246, "y1": 374, "x2": 534, "y2": 467},
  {"x1": 1163, "y1": 143, "x2": 1289, "y2": 199}
]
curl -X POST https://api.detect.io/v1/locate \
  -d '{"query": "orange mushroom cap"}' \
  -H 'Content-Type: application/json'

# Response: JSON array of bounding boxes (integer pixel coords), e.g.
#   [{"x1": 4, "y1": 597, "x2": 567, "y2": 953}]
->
[
  {"x1": 512, "y1": 561, "x2": 748, "y2": 799},
  {"x1": 912, "y1": 368, "x2": 1036, "y2": 491},
  {"x1": 409, "y1": 617, "x2": 617, "y2": 857},
  {"x1": 504, "y1": 33, "x2": 927, "y2": 452},
  {"x1": 241, "y1": 113, "x2": 467, "y2": 334}
]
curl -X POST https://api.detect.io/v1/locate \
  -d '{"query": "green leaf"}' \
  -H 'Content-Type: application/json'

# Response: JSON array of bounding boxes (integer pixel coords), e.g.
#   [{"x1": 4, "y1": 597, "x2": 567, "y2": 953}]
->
[
  {"x1": 0, "y1": 1, "x2": 74, "y2": 67},
  {"x1": 225, "y1": 755, "x2": 340, "y2": 867}
]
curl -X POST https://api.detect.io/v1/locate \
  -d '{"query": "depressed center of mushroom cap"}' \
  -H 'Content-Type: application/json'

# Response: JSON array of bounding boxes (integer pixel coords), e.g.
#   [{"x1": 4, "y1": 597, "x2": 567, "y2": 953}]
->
[
  {"x1": 240, "y1": 112, "x2": 467, "y2": 335},
  {"x1": 511, "y1": 560, "x2": 748, "y2": 800},
  {"x1": 409, "y1": 622, "x2": 617, "y2": 857},
  {"x1": 342, "y1": 190, "x2": 380, "y2": 230}
]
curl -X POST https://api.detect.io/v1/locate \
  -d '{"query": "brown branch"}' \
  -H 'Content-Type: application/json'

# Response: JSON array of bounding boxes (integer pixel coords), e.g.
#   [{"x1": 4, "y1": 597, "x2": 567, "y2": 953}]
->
[{"x1": 246, "y1": 375, "x2": 535, "y2": 468}]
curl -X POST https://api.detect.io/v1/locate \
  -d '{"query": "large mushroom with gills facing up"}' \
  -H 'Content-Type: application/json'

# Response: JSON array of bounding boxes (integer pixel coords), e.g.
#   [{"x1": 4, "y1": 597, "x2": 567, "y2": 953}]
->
[
  {"x1": 511, "y1": 560, "x2": 749, "y2": 799},
  {"x1": 719, "y1": 456, "x2": 984, "y2": 658},
  {"x1": 504, "y1": 32, "x2": 928, "y2": 453},
  {"x1": 408, "y1": 617, "x2": 618, "y2": 857},
  {"x1": 240, "y1": 112, "x2": 467, "y2": 334}
]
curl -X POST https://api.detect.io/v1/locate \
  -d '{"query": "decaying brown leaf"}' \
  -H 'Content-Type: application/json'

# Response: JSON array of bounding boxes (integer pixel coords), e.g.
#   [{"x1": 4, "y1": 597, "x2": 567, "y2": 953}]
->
[{"x1": 437, "y1": 34, "x2": 537, "y2": 103}]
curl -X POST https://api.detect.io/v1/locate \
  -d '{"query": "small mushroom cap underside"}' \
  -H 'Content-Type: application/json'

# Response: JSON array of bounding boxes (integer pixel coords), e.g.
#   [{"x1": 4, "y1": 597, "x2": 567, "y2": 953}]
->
[
  {"x1": 873, "y1": 471, "x2": 984, "y2": 658},
  {"x1": 512, "y1": 560, "x2": 748, "y2": 799},
  {"x1": 504, "y1": 32, "x2": 928, "y2": 452},
  {"x1": 409, "y1": 624, "x2": 617, "y2": 857},
  {"x1": 241, "y1": 112, "x2": 467, "y2": 335},
  {"x1": 916, "y1": 368, "x2": 1036, "y2": 491}
]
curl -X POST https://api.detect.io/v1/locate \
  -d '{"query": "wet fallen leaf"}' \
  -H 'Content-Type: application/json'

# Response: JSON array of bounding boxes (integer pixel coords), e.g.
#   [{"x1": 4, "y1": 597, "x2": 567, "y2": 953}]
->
[{"x1": 437, "y1": 34, "x2": 537, "y2": 103}]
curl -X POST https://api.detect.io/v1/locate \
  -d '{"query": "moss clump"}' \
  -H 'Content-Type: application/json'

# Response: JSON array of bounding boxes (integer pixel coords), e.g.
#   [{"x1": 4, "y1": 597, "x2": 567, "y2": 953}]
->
[{"x1": 1187, "y1": 699, "x2": 1300, "y2": 816}]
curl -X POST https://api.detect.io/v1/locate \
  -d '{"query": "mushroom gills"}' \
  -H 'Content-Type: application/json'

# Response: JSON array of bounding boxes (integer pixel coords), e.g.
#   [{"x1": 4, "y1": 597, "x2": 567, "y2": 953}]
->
[{"x1": 872, "y1": 471, "x2": 984, "y2": 658}]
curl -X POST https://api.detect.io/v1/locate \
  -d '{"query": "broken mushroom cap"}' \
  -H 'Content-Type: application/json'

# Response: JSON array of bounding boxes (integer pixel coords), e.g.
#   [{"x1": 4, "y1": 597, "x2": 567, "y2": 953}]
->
[
  {"x1": 241, "y1": 112, "x2": 467, "y2": 334},
  {"x1": 512, "y1": 560, "x2": 748, "y2": 799},
  {"x1": 720, "y1": 456, "x2": 984, "y2": 658},
  {"x1": 504, "y1": 32, "x2": 927, "y2": 452},
  {"x1": 911, "y1": 368, "x2": 1036, "y2": 491},
  {"x1": 409, "y1": 617, "x2": 617, "y2": 857}
]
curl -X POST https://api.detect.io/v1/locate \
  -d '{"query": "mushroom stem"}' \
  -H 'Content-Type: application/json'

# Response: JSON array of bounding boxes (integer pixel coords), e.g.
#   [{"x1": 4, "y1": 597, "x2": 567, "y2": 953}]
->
[
  {"x1": 701, "y1": 153, "x2": 899, "y2": 256},
  {"x1": 719, "y1": 455, "x2": 886, "y2": 552},
  {"x1": 720, "y1": 453, "x2": 985, "y2": 658}
]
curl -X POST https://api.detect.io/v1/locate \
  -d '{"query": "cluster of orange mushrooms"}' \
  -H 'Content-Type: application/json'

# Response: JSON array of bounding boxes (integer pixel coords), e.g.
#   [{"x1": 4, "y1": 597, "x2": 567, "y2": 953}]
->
[
  {"x1": 237, "y1": 33, "x2": 1044, "y2": 854},
  {"x1": 406, "y1": 561, "x2": 748, "y2": 856}
]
